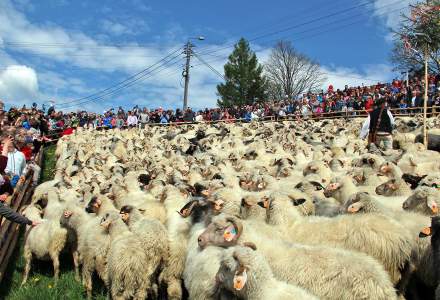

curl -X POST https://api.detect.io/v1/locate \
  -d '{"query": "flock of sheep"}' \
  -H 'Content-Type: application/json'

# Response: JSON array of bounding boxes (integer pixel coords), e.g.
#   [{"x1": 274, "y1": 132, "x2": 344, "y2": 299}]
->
[{"x1": 20, "y1": 115, "x2": 440, "y2": 300}]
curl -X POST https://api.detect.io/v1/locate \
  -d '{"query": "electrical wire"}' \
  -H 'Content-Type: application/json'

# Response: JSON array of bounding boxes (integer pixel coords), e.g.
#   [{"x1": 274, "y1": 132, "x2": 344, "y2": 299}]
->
[
  {"x1": 197, "y1": 0, "x2": 405, "y2": 57},
  {"x1": 53, "y1": 47, "x2": 183, "y2": 106},
  {"x1": 57, "y1": 55, "x2": 183, "y2": 109},
  {"x1": 193, "y1": 4, "x2": 408, "y2": 68},
  {"x1": 192, "y1": 52, "x2": 226, "y2": 81}
]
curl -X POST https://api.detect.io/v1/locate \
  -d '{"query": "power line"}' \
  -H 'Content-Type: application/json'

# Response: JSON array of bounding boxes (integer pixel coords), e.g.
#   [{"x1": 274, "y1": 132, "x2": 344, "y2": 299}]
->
[
  {"x1": 53, "y1": 47, "x2": 183, "y2": 106},
  {"x1": 192, "y1": 52, "x2": 226, "y2": 80},
  {"x1": 3, "y1": 41, "x2": 172, "y2": 50},
  {"x1": 193, "y1": 4, "x2": 408, "y2": 68},
  {"x1": 197, "y1": 0, "x2": 405, "y2": 57},
  {"x1": 57, "y1": 54, "x2": 183, "y2": 109}
]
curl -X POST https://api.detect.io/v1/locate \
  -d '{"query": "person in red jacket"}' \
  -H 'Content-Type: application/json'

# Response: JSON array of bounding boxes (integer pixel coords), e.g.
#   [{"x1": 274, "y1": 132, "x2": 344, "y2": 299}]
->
[{"x1": 365, "y1": 96, "x2": 374, "y2": 112}]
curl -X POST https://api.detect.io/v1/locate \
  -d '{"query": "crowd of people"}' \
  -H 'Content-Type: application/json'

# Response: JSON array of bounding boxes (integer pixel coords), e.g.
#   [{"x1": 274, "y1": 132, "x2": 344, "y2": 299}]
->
[{"x1": 46, "y1": 74, "x2": 440, "y2": 128}]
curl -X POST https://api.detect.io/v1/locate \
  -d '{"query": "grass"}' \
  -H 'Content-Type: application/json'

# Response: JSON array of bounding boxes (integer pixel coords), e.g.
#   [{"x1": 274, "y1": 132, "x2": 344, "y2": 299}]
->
[{"x1": 0, "y1": 144, "x2": 106, "y2": 300}]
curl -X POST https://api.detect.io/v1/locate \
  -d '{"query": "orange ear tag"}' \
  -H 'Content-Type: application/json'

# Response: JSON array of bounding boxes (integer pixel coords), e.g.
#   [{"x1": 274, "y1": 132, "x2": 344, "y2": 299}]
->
[
  {"x1": 233, "y1": 269, "x2": 247, "y2": 291},
  {"x1": 428, "y1": 200, "x2": 439, "y2": 214},
  {"x1": 420, "y1": 226, "x2": 432, "y2": 237},
  {"x1": 223, "y1": 225, "x2": 237, "y2": 242}
]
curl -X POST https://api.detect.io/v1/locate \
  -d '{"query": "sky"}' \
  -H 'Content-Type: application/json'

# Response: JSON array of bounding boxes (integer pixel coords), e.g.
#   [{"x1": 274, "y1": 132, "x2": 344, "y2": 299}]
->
[{"x1": 0, "y1": 0, "x2": 418, "y2": 112}]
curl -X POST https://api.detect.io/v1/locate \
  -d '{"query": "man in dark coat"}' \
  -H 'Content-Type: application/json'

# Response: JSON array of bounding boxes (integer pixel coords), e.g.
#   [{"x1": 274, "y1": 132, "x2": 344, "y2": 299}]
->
[{"x1": 360, "y1": 98, "x2": 395, "y2": 150}]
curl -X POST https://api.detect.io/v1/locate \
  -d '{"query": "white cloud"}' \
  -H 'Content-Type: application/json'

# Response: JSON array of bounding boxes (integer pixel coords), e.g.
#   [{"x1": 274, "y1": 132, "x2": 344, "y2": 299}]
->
[
  {"x1": 370, "y1": 0, "x2": 418, "y2": 30},
  {"x1": 0, "y1": 65, "x2": 39, "y2": 105},
  {"x1": 101, "y1": 20, "x2": 131, "y2": 36}
]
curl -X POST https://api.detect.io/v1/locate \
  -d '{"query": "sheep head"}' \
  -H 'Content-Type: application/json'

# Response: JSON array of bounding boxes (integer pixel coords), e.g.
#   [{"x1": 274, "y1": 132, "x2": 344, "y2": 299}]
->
[
  {"x1": 323, "y1": 181, "x2": 342, "y2": 197},
  {"x1": 402, "y1": 187, "x2": 440, "y2": 215},
  {"x1": 343, "y1": 192, "x2": 370, "y2": 214},
  {"x1": 375, "y1": 179, "x2": 399, "y2": 196},
  {"x1": 215, "y1": 245, "x2": 258, "y2": 294},
  {"x1": 85, "y1": 196, "x2": 101, "y2": 214},
  {"x1": 119, "y1": 205, "x2": 136, "y2": 223},
  {"x1": 198, "y1": 215, "x2": 243, "y2": 249},
  {"x1": 240, "y1": 195, "x2": 266, "y2": 220},
  {"x1": 137, "y1": 174, "x2": 151, "y2": 190},
  {"x1": 100, "y1": 211, "x2": 119, "y2": 229}
]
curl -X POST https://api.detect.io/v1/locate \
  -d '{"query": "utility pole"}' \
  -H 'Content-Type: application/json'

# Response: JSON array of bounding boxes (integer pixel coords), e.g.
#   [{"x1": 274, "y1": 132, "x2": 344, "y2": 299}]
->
[
  {"x1": 182, "y1": 41, "x2": 193, "y2": 110},
  {"x1": 182, "y1": 36, "x2": 205, "y2": 110}
]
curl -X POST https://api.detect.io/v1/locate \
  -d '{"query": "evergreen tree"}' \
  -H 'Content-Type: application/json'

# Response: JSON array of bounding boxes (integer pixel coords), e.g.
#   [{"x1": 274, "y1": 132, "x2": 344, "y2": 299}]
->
[{"x1": 217, "y1": 38, "x2": 267, "y2": 108}]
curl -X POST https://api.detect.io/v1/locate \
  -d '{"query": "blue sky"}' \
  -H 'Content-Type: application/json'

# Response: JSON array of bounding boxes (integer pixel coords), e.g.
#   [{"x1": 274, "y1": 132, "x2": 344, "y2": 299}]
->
[{"x1": 0, "y1": 0, "x2": 416, "y2": 112}]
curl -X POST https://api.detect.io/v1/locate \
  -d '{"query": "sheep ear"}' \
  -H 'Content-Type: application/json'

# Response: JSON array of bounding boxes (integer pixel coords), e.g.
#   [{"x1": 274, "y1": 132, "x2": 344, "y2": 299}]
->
[
  {"x1": 291, "y1": 198, "x2": 306, "y2": 206},
  {"x1": 347, "y1": 202, "x2": 363, "y2": 214},
  {"x1": 233, "y1": 266, "x2": 248, "y2": 291},
  {"x1": 177, "y1": 200, "x2": 199, "y2": 218},
  {"x1": 294, "y1": 182, "x2": 303, "y2": 189},
  {"x1": 427, "y1": 199, "x2": 439, "y2": 214},
  {"x1": 225, "y1": 217, "x2": 243, "y2": 241},
  {"x1": 310, "y1": 181, "x2": 325, "y2": 190},
  {"x1": 257, "y1": 198, "x2": 269, "y2": 209},
  {"x1": 419, "y1": 226, "x2": 432, "y2": 238}
]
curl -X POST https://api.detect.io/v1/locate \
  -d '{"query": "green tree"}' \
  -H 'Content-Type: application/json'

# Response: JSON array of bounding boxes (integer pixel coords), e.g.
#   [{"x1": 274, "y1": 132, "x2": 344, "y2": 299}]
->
[
  {"x1": 391, "y1": 0, "x2": 440, "y2": 73},
  {"x1": 217, "y1": 38, "x2": 267, "y2": 108}
]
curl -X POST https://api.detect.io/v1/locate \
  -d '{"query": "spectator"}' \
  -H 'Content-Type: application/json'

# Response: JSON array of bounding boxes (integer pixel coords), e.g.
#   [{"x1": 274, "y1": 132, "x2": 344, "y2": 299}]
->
[
  {"x1": 127, "y1": 111, "x2": 138, "y2": 127},
  {"x1": 139, "y1": 108, "x2": 150, "y2": 128},
  {"x1": 5, "y1": 139, "x2": 26, "y2": 187}
]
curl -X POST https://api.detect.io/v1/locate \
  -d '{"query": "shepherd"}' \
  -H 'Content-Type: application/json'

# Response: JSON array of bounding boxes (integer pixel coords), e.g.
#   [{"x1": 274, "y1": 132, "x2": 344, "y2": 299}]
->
[{"x1": 360, "y1": 98, "x2": 395, "y2": 151}]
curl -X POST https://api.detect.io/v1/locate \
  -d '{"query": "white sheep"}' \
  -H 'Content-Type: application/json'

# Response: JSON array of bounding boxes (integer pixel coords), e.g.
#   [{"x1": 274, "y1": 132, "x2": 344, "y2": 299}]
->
[
  {"x1": 216, "y1": 245, "x2": 318, "y2": 300},
  {"x1": 199, "y1": 214, "x2": 398, "y2": 300},
  {"x1": 21, "y1": 205, "x2": 70, "y2": 285},
  {"x1": 100, "y1": 211, "x2": 152, "y2": 300},
  {"x1": 262, "y1": 195, "x2": 414, "y2": 288},
  {"x1": 119, "y1": 205, "x2": 169, "y2": 297}
]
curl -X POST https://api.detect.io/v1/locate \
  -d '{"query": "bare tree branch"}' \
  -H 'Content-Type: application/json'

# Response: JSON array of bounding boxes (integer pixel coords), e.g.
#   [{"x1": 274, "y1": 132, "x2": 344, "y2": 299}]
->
[{"x1": 265, "y1": 41, "x2": 326, "y2": 99}]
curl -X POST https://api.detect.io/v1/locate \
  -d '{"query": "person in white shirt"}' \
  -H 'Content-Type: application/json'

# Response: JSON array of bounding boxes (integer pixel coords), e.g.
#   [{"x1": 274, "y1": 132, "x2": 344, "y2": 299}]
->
[
  {"x1": 126, "y1": 111, "x2": 138, "y2": 127},
  {"x1": 5, "y1": 144, "x2": 26, "y2": 182}
]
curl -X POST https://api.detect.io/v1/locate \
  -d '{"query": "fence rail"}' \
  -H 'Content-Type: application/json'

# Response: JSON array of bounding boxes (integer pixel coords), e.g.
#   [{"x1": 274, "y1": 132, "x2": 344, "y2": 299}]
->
[{"x1": 0, "y1": 149, "x2": 43, "y2": 283}]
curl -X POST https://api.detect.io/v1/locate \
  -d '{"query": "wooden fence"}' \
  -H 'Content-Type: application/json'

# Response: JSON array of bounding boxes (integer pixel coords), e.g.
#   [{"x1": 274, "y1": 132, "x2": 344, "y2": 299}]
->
[{"x1": 0, "y1": 149, "x2": 44, "y2": 283}]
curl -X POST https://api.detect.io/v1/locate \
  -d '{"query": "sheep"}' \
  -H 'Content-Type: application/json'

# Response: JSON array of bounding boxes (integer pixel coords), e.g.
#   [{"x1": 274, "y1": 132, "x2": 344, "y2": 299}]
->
[
  {"x1": 375, "y1": 178, "x2": 412, "y2": 197},
  {"x1": 21, "y1": 205, "x2": 69, "y2": 285},
  {"x1": 161, "y1": 186, "x2": 194, "y2": 300},
  {"x1": 302, "y1": 160, "x2": 332, "y2": 184},
  {"x1": 379, "y1": 162, "x2": 404, "y2": 179},
  {"x1": 181, "y1": 221, "x2": 233, "y2": 300},
  {"x1": 100, "y1": 211, "x2": 152, "y2": 300},
  {"x1": 200, "y1": 214, "x2": 398, "y2": 300},
  {"x1": 323, "y1": 176, "x2": 360, "y2": 204},
  {"x1": 216, "y1": 245, "x2": 319, "y2": 300},
  {"x1": 261, "y1": 195, "x2": 414, "y2": 288},
  {"x1": 60, "y1": 205, "x2": 110, "y2": 298},
  {"x1": 403, "y1": 186, "x2": 440, "y2": 216},
  {"x1": 119, "y1": 205, "x2": 169, "y2": 297},
  {"x1": 343, "y1": 192, "x2": 435, "y2": 288}
]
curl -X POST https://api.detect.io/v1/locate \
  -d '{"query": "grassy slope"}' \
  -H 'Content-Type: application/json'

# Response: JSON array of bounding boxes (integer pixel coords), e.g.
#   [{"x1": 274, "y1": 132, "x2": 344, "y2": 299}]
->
[{"x1": 0, "y1": 145, "x2": 106, "y2": 300}]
